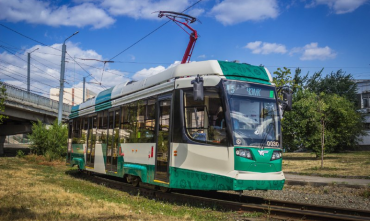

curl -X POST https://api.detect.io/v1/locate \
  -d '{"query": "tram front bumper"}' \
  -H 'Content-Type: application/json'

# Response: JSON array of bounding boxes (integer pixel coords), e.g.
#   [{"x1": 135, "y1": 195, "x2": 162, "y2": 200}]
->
[{"x1": 229, "y1": 170, "x2": 285, "y2": 190}]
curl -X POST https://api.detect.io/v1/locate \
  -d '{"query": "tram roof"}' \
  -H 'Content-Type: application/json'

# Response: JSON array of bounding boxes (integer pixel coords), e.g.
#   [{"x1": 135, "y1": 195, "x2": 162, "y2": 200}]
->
[{"x1": 70, "y1": 60, "x2": 272, "y2": 117}]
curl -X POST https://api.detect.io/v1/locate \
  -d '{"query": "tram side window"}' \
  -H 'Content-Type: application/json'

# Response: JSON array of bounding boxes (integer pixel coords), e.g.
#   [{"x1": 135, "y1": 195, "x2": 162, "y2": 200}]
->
[
  {"x1": 97, "y1": 110, "x2": 108, "y2": 144},
  {"x1": 72, "y1": 118, "x2": 82, "y2": 144},
  {"x1": 119, "y1": 99, "x2": 156, "y2": 143},
  {"x1": 137, "y1": 99, "x2": 156, "y2": 143},
  {"x1": 145, "y1": 99, "x2": 156, "y2": 142},
  {"x1": 183, "y1": 89, "x2": 228, "y2": 145},
  {"x1": 120, "y1": 104, "x2": 130, "y2": 143},
  {"x1": 81, "y1": 117, "x2": 88, "y2": 144},
  {"x1": 120, "y1": 102, "x2": 138, "y2": 143}
]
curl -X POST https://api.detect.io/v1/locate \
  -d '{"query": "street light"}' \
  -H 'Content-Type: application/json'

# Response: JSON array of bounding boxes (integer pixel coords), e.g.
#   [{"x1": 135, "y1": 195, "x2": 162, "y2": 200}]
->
[
  {"x1": 27, "y1": 48, "x2": 39, "y2": 92},
  {"x1": 58, "y1": 31, "x2": 79, "y2": 124}
]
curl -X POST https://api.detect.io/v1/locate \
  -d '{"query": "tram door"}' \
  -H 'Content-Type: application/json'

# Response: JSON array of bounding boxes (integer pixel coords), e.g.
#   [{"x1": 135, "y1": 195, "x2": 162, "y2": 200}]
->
[
  {"x1": 154, "y1": 96, "x2": 172, "y2": 182},
  {"x1": 86, "y1": 116, "x2": 97, "y2": 168},
  {"x1": 106, "y1": 109, "x2": 119, "y2": 172}
]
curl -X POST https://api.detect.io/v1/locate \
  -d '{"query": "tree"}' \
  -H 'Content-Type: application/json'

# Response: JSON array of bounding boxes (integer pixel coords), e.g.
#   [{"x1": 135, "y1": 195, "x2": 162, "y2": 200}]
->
[
  {"x1": 0, "y1": 82, "x2": 8, "y2": 124},
  {"x1": 282, "y1": 90, "x2": 323, "y2": 154},
  {"x1": 306, "y1": 69, "x2": 358, "y2": 104},
  {"x1": 28, "y1": 119, "x2": 68, "y2": 160},
  {"x1": 273, "y1": 67, "x2": 306, "y2": 93},
  {"x1": 282, "y1": 87, "x2": 365, "y2": 156},
  {"x1": 274, "y1": 67, "x2": 365, "y2": 156},
  {"x1": 322, "y1": 93, "x2": 365, "y2": 152}
]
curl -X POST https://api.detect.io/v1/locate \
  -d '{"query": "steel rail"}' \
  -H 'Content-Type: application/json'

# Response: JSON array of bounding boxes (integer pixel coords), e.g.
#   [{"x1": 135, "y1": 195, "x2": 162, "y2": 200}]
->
[
  {"x1": 182, "y1": 190, "x2": 370, "y2": 218},
  {"x1": 69, "y1": 171, "x2": 370, "y2": 221}
]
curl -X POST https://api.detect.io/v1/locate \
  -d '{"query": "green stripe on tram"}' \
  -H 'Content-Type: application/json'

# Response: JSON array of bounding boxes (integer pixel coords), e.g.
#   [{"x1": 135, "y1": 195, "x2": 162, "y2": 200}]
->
[
  {"x1": 168, "y1": 167, "x2": 284, "y2": 190},
  {"x1": 218, "y1": 61, "x2": 271, "y2": 85},
  {"x1": 69, "y1": 104, "x2": 80, "y2": 119}
]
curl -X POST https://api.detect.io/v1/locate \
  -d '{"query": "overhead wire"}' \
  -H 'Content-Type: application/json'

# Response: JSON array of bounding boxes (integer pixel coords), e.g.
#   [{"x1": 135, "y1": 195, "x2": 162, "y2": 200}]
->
[
  {"x1": 66, "y1": 52, "x2": 107, "y2": 89},
  {"x1": 73, "y1": 59, "x2": 134, "y2": 75},
  {"x1": 0, "y1": 23, "x2": 61, "y2": 52},
  {"x1": 0, "y1": 49, "x2": 95, "y2": 94},
  {"x1": 0, "y1": 46, "x2": 84, "y2": 92},
  {"x1": 0, "y1": 64, "x2": 84, "y2": 101},
  {"x1": 0, "y1": 72, "x2": 52, "y2": 96},
  {"x1": 108, "y1": 0, "x2": 203, "y2": 61},
  {"x1": 0, "y1": 46, "x2": 62, "y2": 83}
]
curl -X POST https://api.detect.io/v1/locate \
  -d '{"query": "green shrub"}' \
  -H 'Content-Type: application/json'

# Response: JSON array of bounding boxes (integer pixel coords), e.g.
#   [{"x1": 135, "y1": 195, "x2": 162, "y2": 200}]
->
[
  {"x1": 16, "y1": 150, "x2": 25, "y2": 158},
  {"x1": 28, "y1": 119, "x2": 68, "y2": 160}
]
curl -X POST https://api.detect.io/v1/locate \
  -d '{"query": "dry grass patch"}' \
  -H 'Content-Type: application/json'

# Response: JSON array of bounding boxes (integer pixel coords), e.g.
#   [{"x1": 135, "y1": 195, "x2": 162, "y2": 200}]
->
[
  {"x1": 282, "y1": 152, "x2": 370, "y2": 177},
  {"x1": 0, "y1": 156, "x2": 251, "y2": 221}
]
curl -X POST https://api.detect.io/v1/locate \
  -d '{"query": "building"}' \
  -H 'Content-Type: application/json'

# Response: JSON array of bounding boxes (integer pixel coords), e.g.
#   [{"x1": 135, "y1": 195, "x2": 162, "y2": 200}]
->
[
  {"x1": 356, "y1": 79, "x2": 370, "y2": 148},
  {"x1": 49, "y1": 88, "x2": 97, "y2": 106}
]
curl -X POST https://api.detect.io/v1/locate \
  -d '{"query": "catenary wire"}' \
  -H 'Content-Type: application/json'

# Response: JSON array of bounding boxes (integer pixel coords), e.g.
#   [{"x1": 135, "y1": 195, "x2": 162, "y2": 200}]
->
[
  {"x1": 108, "y1": 0, "x2": 203, "y2": 61},
  {"x1": 0, "y1": 23, "x2": 61, "y2": 52}
]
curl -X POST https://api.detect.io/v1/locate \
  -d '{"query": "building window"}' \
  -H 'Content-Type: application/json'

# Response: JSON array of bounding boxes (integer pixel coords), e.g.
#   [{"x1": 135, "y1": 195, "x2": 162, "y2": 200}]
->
[{"x1": 363, "y1": 98, "x2": 369, "y2": 108}]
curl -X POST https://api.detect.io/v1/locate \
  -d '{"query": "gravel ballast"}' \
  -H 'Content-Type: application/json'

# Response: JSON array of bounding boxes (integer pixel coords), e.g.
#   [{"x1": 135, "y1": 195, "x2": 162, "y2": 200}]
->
[{"x1": 241, "y1": 185, "x2": 370, "y2": 211}]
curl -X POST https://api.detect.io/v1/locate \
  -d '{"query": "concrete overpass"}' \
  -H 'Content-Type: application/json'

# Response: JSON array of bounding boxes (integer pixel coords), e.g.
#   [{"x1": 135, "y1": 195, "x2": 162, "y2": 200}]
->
[{"x1": 0, "y1": 83, "x2": 72, "y2": 155}]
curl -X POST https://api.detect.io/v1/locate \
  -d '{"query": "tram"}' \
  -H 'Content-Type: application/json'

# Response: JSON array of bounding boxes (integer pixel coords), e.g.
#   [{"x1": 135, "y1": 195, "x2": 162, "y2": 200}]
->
[{"x1": 67, "y1": 60, "x2": 293, "y2": 191}]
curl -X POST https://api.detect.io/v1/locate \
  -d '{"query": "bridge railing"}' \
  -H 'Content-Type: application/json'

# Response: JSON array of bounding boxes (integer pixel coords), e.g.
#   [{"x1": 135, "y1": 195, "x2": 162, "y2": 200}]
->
[{"x1": 1, "y1": 82, "x2": 72, "y2": 114}]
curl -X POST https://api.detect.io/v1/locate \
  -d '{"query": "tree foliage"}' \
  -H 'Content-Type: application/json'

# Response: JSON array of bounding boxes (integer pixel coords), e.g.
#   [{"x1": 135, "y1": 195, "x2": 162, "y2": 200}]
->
[
  {"x1": 0, "y1": 82, "x2": 8, "y2": 124},
  {"x1": 28, "y1": 120, "x2": 68, "y2": 160},
  {"x1": 283, "y1": 91, "x2": 364, "y2": 155},
  {"x1": 306, "y1": 69, "x2": 358, "y2": 104},
  {"x1": 275, "y1": 67, "x2": 365, "y2": 155}
]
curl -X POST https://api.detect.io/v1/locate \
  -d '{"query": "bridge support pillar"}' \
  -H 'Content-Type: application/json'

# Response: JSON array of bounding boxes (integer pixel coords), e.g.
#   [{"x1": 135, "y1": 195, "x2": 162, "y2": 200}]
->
[{"x1": 0, "y1": 135, "x2": 5, "y2": 156}]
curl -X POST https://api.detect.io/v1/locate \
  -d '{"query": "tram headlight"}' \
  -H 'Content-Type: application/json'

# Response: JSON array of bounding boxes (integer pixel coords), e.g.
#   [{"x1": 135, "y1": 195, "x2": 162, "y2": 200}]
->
[
  {"x1": 235, "y1": 148, "x2": 253, "y2": 160},
  {"x1": 271, "y1": 151, "x2": 282, "y2": 161}
]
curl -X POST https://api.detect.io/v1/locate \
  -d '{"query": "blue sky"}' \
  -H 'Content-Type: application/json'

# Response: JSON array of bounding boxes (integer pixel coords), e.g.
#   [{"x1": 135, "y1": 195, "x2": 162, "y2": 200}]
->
[{"x1": 0, "y1": 0, "x2": 369, "y2": 98}]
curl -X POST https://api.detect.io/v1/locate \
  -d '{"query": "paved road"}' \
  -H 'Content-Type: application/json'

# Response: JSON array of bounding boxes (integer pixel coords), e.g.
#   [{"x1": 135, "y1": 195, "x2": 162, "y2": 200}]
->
[{"x1": 285, "y1": 173, "x2": 370, "y2": 188}]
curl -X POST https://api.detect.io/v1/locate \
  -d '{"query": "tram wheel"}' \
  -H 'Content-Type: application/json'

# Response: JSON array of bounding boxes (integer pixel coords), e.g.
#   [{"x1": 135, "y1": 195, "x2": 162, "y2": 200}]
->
[
  {"x1": 159, "y1": 186, "x2": 171, "y2": 193},
  {"x1": 128, "y1": 175, "x2": 140, "y2": 187}
]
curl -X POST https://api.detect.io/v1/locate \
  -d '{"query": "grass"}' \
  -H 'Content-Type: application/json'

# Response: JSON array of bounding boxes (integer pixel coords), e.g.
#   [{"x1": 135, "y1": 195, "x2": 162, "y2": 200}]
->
[
  {"x1": 0, "y1": 155, "x2": 263, "y2": 221},
  {"x1": 283, "y1": 151, "x2": 370, "y2": 178}
]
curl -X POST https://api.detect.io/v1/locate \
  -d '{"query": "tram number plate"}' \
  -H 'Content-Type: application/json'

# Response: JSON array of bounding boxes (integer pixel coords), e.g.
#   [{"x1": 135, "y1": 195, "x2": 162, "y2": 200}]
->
[{"x1": 267, "y1": 141, "x2": 279, "y2": 147}]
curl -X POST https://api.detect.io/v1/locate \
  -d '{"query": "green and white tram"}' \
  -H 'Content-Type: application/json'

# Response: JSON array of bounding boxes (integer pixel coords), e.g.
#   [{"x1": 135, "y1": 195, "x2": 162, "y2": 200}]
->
[{"x1": 67, "y1": 60, "x2": 292, "y2": 191}]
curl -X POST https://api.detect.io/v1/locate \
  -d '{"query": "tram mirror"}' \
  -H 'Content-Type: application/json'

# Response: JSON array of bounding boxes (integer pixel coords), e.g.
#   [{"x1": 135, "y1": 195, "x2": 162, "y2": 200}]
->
[{"x1": 191, "y1": 74, "x2": 204, "y2": 101}]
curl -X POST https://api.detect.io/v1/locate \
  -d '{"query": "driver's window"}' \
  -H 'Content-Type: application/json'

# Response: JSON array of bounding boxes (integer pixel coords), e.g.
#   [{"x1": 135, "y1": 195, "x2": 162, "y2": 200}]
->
[{"x1": 183, "y1": 89, "x2": 228, "y2": 145}]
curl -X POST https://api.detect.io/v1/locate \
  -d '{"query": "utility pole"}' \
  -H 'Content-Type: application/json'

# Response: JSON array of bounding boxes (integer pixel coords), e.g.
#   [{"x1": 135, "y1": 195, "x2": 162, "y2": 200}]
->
[
  {"x1": 27, "y1": 48, "x2": 39, "y2": 92},
  {"x1": 58, "y1": 31, "x2": 79, "y2": 124},
  {"x1": 83, "y1": 77, "x2": 86, "y2": 102}
]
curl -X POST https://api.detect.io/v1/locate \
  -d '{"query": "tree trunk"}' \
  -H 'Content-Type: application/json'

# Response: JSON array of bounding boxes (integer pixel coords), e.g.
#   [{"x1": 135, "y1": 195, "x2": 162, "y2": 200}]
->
[{"x1": 321, "y1": 118, "x2": 325, "y2": 169}]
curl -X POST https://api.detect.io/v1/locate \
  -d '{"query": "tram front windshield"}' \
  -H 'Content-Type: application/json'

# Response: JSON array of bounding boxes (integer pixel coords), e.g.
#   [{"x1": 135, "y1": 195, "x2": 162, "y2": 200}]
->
[{"x1": 223, "y1": 80, "x2": 281, "y2": 148}]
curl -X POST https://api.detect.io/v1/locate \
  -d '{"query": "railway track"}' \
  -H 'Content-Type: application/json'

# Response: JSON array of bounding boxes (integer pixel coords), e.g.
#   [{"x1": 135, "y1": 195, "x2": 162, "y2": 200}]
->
[{"x1": 71, "y1": 171, "x2": 370, "y2": 221}]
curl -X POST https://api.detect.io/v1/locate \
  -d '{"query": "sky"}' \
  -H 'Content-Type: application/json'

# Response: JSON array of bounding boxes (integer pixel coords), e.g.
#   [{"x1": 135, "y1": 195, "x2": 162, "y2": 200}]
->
[{"x1": 0, "y1": 0, "x2": 369, "y2": 102}]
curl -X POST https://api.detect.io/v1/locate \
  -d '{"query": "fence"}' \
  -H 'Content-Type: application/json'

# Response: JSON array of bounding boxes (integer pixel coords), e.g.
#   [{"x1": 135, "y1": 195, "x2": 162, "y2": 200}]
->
[{"x1": 5, "y1": 134, "x2": 32, "y2": 144}]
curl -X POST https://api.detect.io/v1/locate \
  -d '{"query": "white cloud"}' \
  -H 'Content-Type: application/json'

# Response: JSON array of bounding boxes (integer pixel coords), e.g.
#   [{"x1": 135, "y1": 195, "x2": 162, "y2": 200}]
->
[
  {"x1": 100, "y1": 0, "x2": 196, "y2": 20},
  {"x1": 0, "y1": 42, "x2": 129, "y2": 101},
  {"x1": 209, "y1": 0, "x2": 279, "y2": 25},
  {"x1": 198, "y1": 54, "x2": 206, "y2": 58},
  {"x1": 306, "y1": 0, "x2": 368, "y2": 14},
  {"x1": 131, "y1": 61, "x2": 180, "y2": 80},
  {"x1": 290, "y1": 42, "x2": 337, "y2": 60},
  {"x1": 0, "y1": 0, "x2": 115, "y2": 29},
  {"x1": 245, "y1": 41, "x2": 287, "y2": 54},
  {"x1": 132, "y1": 66, "x2": 166, "y2": 81}
]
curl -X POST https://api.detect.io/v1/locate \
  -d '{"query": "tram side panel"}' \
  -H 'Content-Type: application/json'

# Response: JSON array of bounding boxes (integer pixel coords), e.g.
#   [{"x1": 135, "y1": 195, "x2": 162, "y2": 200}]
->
[{"x1": 121, "y1": 143, "x2": 156, "y2": 183}]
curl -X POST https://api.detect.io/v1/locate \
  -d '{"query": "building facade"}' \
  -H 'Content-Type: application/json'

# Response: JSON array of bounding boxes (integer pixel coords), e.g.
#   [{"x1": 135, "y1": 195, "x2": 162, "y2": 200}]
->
[
  {"x1": 49, "y1": 88, "x2": 96, "y2": 106},
  {"x1": 356, "y1": 79, "x2": 370, "y2": 148}
]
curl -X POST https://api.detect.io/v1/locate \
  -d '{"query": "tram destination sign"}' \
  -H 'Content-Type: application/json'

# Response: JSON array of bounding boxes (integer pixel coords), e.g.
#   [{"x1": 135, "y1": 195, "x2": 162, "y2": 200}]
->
[{"x1": 224, "y1": 81, "x2": 275, "y2": 98}]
